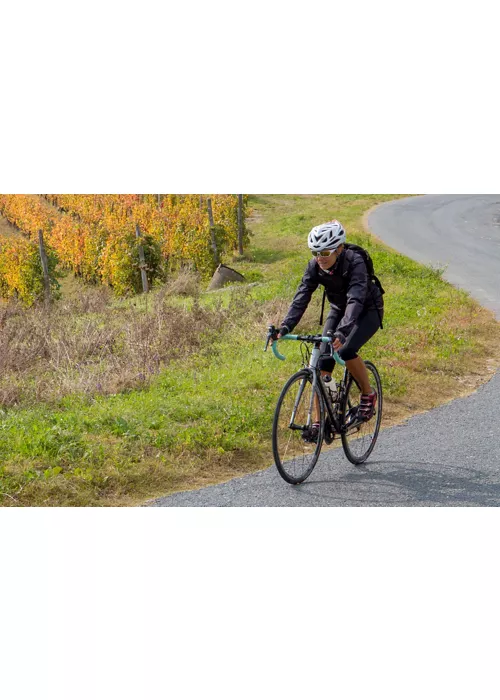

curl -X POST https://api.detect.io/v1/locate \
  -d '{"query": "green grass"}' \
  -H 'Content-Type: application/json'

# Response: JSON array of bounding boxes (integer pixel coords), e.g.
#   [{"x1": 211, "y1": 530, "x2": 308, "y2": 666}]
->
[{"x1": 1, "y1": 194, "x2": 499, "y2": 506}]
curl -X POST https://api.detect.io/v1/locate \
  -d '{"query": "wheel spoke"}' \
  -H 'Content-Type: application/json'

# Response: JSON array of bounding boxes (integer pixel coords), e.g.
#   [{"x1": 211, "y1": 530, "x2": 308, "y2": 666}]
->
[
  {"x1": 272, "y1": 371, "x2": 324, "y2": 484},
  {"x1": 341, "y1": 362, "x2": 382, "y2": 465}
]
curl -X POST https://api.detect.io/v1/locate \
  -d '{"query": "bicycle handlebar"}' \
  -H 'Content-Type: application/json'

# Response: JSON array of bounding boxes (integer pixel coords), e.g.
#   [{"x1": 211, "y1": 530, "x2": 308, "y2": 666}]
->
[{"x1": 270, "y1": 334, "x2": 346, "y2": 367}]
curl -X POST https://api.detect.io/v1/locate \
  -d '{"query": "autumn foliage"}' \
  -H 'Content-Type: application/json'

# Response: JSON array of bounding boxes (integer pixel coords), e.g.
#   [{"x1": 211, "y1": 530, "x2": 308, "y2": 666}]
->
[
  {"x1": 0, "y1": 233, "x2": 59, "y2": 306},
  {"x1": 0, "y1": 194, "x2": 249, "y2": 298}
]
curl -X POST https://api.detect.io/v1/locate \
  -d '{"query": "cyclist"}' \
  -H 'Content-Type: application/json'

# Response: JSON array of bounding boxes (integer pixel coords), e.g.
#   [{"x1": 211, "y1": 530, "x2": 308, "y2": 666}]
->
[{"x1": 277, "y1": 220, "x2": 384, "y2": 436}]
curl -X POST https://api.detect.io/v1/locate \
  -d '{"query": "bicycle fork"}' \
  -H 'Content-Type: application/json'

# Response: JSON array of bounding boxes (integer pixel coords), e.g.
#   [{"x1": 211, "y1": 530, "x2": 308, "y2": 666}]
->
[
  {"x1": 288, "y1": 377, "x2": 315, "y2": 430},
  {"x1": 289, "y1": 348, "x2": 323, "y2": 430},
  {"x1": 288, "y1": 346, "x2": 327, "y2": 431}
]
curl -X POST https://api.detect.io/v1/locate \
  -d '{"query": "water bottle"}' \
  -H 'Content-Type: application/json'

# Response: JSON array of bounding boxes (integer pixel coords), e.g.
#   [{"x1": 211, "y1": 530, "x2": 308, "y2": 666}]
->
[
  {"x1": 322, "y1": 374, "x2": 337, "y2": 404},
  {"x1": 330, "y1": 382, "x2": 339, "y2": 404}
]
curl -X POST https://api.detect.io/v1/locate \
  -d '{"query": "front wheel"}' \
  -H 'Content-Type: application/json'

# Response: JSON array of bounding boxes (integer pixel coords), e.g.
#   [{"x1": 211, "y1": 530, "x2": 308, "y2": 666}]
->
[
  {"x1": 341, "y1": 361, "x2": 383, "y2": 465},
  {"x1": 272, "y1": 369, "x2": 325, "y2": 484}
]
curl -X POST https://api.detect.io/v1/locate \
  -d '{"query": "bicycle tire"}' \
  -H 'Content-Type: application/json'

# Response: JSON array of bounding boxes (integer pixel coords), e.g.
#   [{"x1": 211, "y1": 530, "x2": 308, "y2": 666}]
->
[
  {"x1": 272, "y1": 369, "x2": 325, "y2": 484},
  {"x1": 341, "y1": 361, "x2": 383, "y2": 465}
]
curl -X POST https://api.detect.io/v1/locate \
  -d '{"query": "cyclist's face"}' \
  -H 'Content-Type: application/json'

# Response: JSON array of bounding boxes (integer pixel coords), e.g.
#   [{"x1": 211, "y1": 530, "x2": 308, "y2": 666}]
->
[{"x1": 315, "y1": 247, "x2": 341, "y2": 270}]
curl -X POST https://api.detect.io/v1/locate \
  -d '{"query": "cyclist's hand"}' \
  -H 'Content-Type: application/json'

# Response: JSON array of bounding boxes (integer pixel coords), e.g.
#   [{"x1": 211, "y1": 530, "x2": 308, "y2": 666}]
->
[
  {"x1": 277, "y1": 325, "x2": 289, "y2": 339},
  {"x1": 266, "y1": 325, "x2": 279, "y2": 345},
  {"x1": 332, "y1": 337, "x2": 343, "y2": 351}
]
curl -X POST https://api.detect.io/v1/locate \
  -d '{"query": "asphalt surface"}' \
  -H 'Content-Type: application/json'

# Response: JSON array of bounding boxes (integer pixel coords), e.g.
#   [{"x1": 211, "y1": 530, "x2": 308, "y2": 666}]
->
[
  {"x1": 151, "y1": 195, "x2": 500, "y2": 507},
  {"x1": 368, "y1": 194, "x2": 500, "y2": 318}
]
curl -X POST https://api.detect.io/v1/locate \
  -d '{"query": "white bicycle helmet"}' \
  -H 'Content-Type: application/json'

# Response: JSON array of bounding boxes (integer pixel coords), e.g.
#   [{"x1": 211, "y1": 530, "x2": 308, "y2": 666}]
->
[{"x1": 307, "y1": 220, "x2": 346, "y2": 252}]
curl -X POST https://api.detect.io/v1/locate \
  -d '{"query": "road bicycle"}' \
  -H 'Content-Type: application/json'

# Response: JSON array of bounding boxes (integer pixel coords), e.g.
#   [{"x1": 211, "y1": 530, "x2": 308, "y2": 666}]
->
[{"x1": 264, "y1": 325, "x2": 383, "y2": 484}]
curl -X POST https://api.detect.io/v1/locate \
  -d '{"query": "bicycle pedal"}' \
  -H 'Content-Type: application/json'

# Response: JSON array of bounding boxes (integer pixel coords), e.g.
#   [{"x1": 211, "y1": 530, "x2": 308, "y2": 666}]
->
[
  {"x1": 302, "y1": 425, "x2": 320, "y2": 444},
  {"x1": 342, "y1": 416, "x2": 363, "y2": 433}
]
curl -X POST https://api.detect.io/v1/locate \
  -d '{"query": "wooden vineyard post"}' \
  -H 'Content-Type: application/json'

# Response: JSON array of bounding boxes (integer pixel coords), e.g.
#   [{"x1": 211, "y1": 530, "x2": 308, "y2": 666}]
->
[
  {"x1": 38, "y1": 229, "x2": 51, "y2": 306},
  {"x1": 206, "y1": 198, "x2": 220, "y2": 267},
  {"x1": 135, "y1": 224, "x2": 149, "y2": 294},
  {"x1": 237, "y1": 194, "x2": 244, "y2": 256}
]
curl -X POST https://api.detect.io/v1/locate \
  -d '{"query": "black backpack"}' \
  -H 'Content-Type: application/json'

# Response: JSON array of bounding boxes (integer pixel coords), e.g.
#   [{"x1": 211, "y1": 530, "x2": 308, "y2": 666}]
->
[
  {"x1": 319, "y1": 244, "x2": 385, "y2": 327},
  {"x1": 343, "y1": 244, "x2": 385, "y2": 295}
]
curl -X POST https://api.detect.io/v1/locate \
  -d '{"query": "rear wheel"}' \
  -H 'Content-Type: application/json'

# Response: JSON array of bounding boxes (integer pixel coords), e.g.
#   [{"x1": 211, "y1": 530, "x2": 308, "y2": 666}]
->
[
  {"x1": 341, "y1": 361, "x2": 382, "y2": 465},
  {"x1": 272, "y1": 370, "x2": 324, "y2": 484}
]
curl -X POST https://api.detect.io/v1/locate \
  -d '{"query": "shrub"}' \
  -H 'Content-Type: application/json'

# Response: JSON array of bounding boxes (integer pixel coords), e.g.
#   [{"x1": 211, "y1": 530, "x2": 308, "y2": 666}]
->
[{"x1": 0, "y1": 235, "x2": 60, "y2": 306}]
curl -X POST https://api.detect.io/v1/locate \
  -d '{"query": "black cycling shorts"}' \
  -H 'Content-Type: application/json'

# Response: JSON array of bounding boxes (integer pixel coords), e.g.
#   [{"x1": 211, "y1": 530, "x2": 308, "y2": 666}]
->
[{"x1": 319, "y1": 308, "x2": 383, "y2": 372}]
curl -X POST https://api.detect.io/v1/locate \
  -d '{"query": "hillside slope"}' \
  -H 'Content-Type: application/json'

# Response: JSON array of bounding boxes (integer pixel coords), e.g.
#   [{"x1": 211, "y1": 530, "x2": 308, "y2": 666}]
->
[{"x1": 1, "y1": 194, "x2": 499, "y2": 506}]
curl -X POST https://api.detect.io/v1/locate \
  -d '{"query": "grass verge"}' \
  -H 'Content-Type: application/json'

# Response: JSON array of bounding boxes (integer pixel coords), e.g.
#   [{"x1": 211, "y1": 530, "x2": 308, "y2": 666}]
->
[{"x1": 1, "y1": 194, "x2": 499, "y2": 506}]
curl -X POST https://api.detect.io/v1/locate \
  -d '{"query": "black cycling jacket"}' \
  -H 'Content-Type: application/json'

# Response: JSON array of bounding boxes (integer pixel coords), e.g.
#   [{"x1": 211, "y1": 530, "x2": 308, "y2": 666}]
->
[{"x1": 281, "y1": 248, "x2": 384, "y2": 343}]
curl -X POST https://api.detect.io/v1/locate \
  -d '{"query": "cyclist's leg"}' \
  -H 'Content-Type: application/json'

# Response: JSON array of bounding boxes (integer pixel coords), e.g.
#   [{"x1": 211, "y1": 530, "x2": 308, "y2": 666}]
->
[
  {"x1": 345, "y1": 356, "x2": 372, "y2": 394},
  {"x1": 338, "y1": 309, "x2": 383, "y2": 419},
  {"x1": 338, "y1": 308, "x2": 382, "y2": 371},
  {"x1": 319, "y1": 308, "x2": 342, "y2": 378}
]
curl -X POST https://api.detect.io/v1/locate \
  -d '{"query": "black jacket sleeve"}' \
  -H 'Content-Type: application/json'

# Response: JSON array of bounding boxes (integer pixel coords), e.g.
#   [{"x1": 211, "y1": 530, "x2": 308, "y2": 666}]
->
[
  {"x1": 334, "y1": 254, "x2": 369, "y2": 343},
  {"x1": 281, "y1": 260, "x2": 319, "y2": 333}
]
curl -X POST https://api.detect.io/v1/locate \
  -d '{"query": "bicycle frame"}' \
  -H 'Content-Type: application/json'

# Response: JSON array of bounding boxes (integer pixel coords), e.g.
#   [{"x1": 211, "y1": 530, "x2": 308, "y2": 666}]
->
[
  {"x1": 267, "y1": 328, "x2": 383, "y2": 477},
  {"x1": 271, "y1": 333, "x2": 349, "y2": 434},
  {"x1": 314, "y1": 364, "x2": 347, "y2": 434}
]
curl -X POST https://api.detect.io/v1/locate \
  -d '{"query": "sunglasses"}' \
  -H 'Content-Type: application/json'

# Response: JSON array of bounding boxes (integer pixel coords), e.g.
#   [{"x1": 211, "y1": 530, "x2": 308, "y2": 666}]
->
[{"x1": 312, "y1": 249, "x2": 337, "y2": 258}]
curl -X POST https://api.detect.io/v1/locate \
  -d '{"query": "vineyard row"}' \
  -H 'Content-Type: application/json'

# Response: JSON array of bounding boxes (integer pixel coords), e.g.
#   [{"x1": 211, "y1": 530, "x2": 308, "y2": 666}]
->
[{"x1": 0, "y1": 194, "x2": 248, "y2": 303}]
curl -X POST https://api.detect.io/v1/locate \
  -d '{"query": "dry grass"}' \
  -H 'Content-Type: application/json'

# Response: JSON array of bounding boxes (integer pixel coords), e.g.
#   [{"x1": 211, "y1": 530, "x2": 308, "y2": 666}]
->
[
  {"x1": 0, "y1": 282, "x2": 232, "y2": 407},
  {"x1": 159, "y1": 267, "x2": 201, "y2": 298}
]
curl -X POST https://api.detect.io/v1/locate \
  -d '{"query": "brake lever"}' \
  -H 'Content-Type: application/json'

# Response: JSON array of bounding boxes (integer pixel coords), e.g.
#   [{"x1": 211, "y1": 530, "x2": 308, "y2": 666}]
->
[{"x1": 264, "y1": 325, "x2": 276, "y2": 352}]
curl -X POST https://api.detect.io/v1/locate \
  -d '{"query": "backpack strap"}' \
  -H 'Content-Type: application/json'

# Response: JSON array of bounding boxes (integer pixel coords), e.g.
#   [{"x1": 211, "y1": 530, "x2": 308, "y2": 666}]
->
[
  {"x1": 374, "y1": 276, "x2": 385, "y2": 295},
  {"x1": 319, "y1": 288, "x2": 326, "y2": 326}
]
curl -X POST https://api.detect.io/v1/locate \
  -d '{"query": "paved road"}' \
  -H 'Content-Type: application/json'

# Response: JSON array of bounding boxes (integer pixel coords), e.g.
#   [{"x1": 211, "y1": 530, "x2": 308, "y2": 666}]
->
[
  {"x1": 151, "y1": 195, "x2": 500, "y2": 507},
  {"x1": 368, "y1": 194, "x2": 500, "y2": 318}
]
